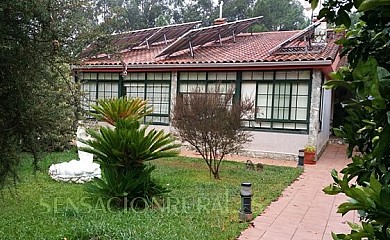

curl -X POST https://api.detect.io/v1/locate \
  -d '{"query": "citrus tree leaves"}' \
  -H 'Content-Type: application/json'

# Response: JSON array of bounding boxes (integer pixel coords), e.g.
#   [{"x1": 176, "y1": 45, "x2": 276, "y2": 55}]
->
[
  {"x1": 305, "y1": 0, "x2": 390, "y2": 238},
  {"x1": 358, "y1": 0, "x2": 390, "y2": 11}
]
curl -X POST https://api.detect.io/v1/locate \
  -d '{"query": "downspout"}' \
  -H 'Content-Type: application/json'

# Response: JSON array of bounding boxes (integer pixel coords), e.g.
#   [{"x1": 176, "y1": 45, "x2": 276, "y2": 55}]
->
[{"x1": 120, "y1": 59, "x2": 128, "y2": 76}]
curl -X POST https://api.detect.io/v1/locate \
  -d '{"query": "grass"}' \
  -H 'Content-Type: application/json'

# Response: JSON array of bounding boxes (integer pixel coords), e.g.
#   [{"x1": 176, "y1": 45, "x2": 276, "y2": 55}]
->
[{"x1": 0, "y1": 150, "x2": 302, "y2": 240}]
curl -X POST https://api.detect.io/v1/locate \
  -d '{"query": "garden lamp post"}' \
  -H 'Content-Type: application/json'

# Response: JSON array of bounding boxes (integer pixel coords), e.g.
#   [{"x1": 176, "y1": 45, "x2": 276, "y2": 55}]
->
[
  {"x1": 239, "y1": 182, "x2": 253, "y2": 222},
  {"x1": 298, "y1": 149, "x2": 305, "y2": 168}
]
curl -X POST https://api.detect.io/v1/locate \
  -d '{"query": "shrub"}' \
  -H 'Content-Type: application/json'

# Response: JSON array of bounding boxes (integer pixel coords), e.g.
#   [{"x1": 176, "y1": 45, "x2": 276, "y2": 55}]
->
[
  {"x1": 172, "y1": 84, "x2": 253, "y2": 180},
  {"x1": 82, "y1": 97, "x2": 180, "y2": 208}
]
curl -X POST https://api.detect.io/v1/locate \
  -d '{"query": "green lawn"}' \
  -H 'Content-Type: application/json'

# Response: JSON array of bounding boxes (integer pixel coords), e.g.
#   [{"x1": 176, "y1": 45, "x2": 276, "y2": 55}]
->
[{"x1": 0, "y1": 150, "x2": 301, "y2": 240}]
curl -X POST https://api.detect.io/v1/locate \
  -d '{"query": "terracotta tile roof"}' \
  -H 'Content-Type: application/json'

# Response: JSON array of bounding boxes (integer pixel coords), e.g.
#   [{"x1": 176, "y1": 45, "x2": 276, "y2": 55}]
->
[{"x1": 81, "y1": 30, "x2": 341, "y2": 67}]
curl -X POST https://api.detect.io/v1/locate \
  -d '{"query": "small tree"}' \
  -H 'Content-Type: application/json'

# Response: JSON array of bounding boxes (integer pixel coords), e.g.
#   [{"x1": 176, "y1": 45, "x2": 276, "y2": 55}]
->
[{"x1": 172, "y1": 85, "x2": 253, "y2": 180}]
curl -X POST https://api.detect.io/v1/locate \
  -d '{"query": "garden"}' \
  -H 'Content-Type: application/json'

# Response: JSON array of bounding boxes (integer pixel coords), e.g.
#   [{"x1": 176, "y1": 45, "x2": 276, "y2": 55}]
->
[
  {"x1": 0, "y1": 97, "x2": 302, "y2": 239},
  {"x1": 0, "y1": 151, "x2": 301, "y2": 239},
  {"x1": 2, "y1": 0, "x2": 390, "y2": 239}
]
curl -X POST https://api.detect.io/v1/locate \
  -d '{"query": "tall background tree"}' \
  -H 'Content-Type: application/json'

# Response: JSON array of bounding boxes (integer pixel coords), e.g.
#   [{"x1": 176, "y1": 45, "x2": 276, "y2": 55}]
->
[
  {"x1": 181, "y1": 0, "x2": 216, "y2": 25},
  {"x1": 219, "y1": 0, "x2": 255, "y2": 22},
  {"x1": 96, "y1": 0, "x2": 308, "y2": 31},
  {"x1": 253, "y1": 0, "x2": 307, "y2": 31},
  {"x1": 0, "y1": 0, "x2": 101, "y2": 188},
  {"x1": 306, "y1": 0, "x2": 390, "y2": 239}
]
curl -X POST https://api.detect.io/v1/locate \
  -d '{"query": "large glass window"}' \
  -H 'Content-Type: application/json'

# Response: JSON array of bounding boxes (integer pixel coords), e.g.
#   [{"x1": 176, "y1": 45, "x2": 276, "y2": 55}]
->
[
  {"x1": 79, "y1": 72, "x2": 119, "y2": 111},
  {"x1": 241, "y1": 70, "x2": 311, "y2": 132},
  {"x1": 123, "y1": 72, "x2": 171, "y2": 125},
  {"x1": 178, "y1": 71, "x2": 236, "y2": 101},
  {"x1": 178, "y1": 72, "x2": 237, "y2": 110},
  {"x1": 97, "y1": 73, "x2": 119, "y2": 99},
  {"x1": 78, "y1": 72, "x2": 171, "y2": 125}
]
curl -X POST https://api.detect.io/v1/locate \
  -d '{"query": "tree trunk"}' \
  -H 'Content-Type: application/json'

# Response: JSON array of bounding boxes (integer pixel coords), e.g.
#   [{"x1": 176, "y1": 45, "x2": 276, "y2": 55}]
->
[{"x1": 212, "y1": 170, "x2": 220, "y2": 180}]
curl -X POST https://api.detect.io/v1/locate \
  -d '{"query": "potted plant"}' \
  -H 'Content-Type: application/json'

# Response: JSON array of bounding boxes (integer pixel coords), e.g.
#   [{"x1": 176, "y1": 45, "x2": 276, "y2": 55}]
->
[{"x1": 304, "y1": 145, "x2": 316, "y2": 164}]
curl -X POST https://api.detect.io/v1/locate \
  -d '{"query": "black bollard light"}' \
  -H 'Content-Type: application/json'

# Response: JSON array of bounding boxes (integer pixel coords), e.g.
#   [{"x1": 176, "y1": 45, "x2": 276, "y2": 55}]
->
[
  {"x1": 297, "y1": 149, "x2": 305, "y2": 168},
  {"x1": 239, "y1": 182, "x2": 253, "y2": 222}
]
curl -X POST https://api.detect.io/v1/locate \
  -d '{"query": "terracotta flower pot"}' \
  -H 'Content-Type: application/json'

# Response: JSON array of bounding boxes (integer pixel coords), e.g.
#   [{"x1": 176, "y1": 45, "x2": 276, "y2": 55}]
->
[{"x1": 304, "y1": 151, "x2": 316, "y2": 164}]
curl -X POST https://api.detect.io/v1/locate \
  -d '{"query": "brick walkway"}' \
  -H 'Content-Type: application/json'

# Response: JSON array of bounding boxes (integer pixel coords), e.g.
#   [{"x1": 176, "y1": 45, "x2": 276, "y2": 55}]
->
[{"x1": 236, "y1": 144, "x2": 359, "y2": 240}]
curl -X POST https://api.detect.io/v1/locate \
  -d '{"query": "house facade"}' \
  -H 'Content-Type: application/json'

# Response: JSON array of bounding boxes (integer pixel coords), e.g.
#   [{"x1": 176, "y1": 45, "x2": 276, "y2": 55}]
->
[{"x1": 74, "y1": 17, "x2": 342, "y2": 160}]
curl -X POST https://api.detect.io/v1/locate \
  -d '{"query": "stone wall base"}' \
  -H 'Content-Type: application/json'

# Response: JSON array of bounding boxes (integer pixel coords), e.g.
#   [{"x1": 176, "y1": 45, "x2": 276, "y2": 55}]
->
[
  {"x1": 239, "y1": 150, "x2": 297, "y2": 161},
  {"x1": 181, "y1": 145, "x2": 297, "y2": 161}
]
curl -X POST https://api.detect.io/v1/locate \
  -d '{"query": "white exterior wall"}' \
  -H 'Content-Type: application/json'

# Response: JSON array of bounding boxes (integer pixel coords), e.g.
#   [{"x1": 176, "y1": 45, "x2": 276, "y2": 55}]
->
[
  {"x1": 308, "y1": 70, "x2": 332, "y2": 158},
  {"x1": 242, "y1": 131, "x2": 309, "y2": 160},
  {"x1": 170, "y1": 71, "x2": 178, "y2": 119},
  {"x1": 308, "y1": 70, "x2": 322, "y2": 146},
  {"x1": 317, "y1": 87, "x2": 332, "y2": 153},
  {"x1": 147, "y1": 126, "x2": 308, "y2": 161}
]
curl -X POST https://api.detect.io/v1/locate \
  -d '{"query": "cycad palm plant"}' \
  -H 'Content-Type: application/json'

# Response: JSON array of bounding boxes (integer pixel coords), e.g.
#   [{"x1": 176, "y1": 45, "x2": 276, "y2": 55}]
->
[
  {"x1": 82, "y1": 97, "x2": 180, "y2": 208},
  {"x1": 91, "y1": 97, "x2": 153, "y2": 125}
]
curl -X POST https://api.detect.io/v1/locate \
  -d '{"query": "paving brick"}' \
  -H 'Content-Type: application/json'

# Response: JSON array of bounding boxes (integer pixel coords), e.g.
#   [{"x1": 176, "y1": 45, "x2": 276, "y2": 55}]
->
[
  {"x1": 261, "y1": 230, "x2": 293, "y2": 240},
  {"x1": 236, "y1": 144, "x2": 358, "y2": 240}
]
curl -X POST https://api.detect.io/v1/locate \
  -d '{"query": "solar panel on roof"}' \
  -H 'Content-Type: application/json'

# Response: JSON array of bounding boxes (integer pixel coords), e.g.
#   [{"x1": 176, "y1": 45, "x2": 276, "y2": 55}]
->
[
  {"x1": 79, "y1": 27, "x2": 161, "y2": 58},
  {"x1": 268, "y1": 19, "x2": 324, "y2": 54},
  {"x1": 112, "y1": 27, "x2": 161, "y2": 51},
  {"x1": 156, "y1": 16, "x2": 263, "y2": 58},
  {"x1": 140, "y1": 21, "x2": 201, "y2": 48},
  {"x1": 80, "y1": 22, "x2": 200, "y2": 58}
]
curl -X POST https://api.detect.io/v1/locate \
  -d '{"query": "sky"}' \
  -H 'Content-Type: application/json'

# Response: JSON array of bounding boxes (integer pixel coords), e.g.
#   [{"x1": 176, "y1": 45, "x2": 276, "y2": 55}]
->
[{"x1": 211, "y1": 0, "x2": 320, "y2": 18}]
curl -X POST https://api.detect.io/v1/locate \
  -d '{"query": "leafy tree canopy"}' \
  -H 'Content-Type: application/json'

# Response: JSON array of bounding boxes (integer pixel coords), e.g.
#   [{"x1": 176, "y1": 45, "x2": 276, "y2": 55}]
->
[
  {"x1": 306, "y1": 0, "x2": 390, "y2": 239},
  {"x1": 253, "y1": 0, "x2": 308, "y2": 31},
  {"x1": 96, "y1": 0, "x2": 308, "y2": 31},
  {"x1": 0, "y1": 0, "x2": 101, "y2": 188}
]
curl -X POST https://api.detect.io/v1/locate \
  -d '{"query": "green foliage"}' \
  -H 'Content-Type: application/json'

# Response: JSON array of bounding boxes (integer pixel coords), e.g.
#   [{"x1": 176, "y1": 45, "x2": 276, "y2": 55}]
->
[
  {"x1": 219, "y1": 0, "x2": 255, "y2": 22},
  {"x1": 91, "y1": 97, "x2": 153, "y2": 125},
  {"x1": 0, "y1": 0, "x2": 95, "y2": 188},
  {"x1": 180, "y1": 0, "x2": 216, "y2": 26},
  {"x1": 304, "y1": 145, "x2": 317, "y2": 153},
  {"x1": 83, "y1": 120, "x2": 180, "y2": 169},
  {"x1": 253, "y1": 0, "x2": 308, "y2": 31},
  {"x1": 84, "y1": 165, "x2": 168, "y2": 208},
  {"x1": 83, "y1": 97, "x2": 179, "y2": 208},
  {"x1": 307, "y1": 0, "x2": 390, "y2": 239},
  {"x1": 93, "y1": 0, "x2": 307, "y2": 32},
  {"x1": 324, "y1": 171, "x2": 390, "y2": 239},
  {"x1": 0, "y1": 151, "x2": 302, "y2": 239}
]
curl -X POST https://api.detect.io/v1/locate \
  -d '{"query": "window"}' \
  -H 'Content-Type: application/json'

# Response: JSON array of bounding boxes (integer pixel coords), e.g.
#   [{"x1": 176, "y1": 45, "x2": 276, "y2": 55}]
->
[
  {"x1": 79, "y1": 73, "x2": 97, "y2": 111},
  {"x1": 178, "y1": 72, "x2": 237, "y2": 109},
  {"x1": 97, "y1": 73, "x2": 119, "y2": 99},
  {"x1": 78, "y1": 72, "x2": 171, "y2": 125},
  {"x1": 241, "y1": 70, "x2": 311, "y2": 132},
  {"x1": 79, "y1": 72, "x2": 119, "y2": 111},
  {"x1": 178, "y1": 71, "x2": 236, "y2": 98},
  {"x1": 123, "y1": 72, "x2": 171, "y2": 125}
]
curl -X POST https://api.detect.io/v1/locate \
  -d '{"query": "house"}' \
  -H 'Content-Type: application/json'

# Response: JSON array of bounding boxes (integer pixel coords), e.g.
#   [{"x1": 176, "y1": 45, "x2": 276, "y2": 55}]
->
[{"x1": 73, "y1": 17, "x2": 342, "y2": 160}]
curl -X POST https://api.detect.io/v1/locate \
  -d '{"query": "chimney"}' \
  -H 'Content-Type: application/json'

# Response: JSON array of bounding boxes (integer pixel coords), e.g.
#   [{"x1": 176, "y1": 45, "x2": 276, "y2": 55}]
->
[
  {"x1": 214, "y1": 1, "x2": 227, "y2": 25},
  {"x1": 214, "y1": 18, "x2": 227, "y2": 25},
  {"x1": 313, "y1": 18, "x2": 327, "y2": 44}
]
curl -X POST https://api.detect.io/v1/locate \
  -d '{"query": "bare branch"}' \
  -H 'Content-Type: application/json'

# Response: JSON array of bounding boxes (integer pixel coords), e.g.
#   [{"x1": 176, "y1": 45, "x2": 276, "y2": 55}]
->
[{"x1": 172, "y1": 82, "x2": 253, "y2": 179}]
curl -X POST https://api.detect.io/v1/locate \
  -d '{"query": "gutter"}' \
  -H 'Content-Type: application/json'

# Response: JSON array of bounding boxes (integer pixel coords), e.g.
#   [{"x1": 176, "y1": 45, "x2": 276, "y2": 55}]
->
[{"x1": 72, "y1": 60, "x2": 333, "y2": 70}]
